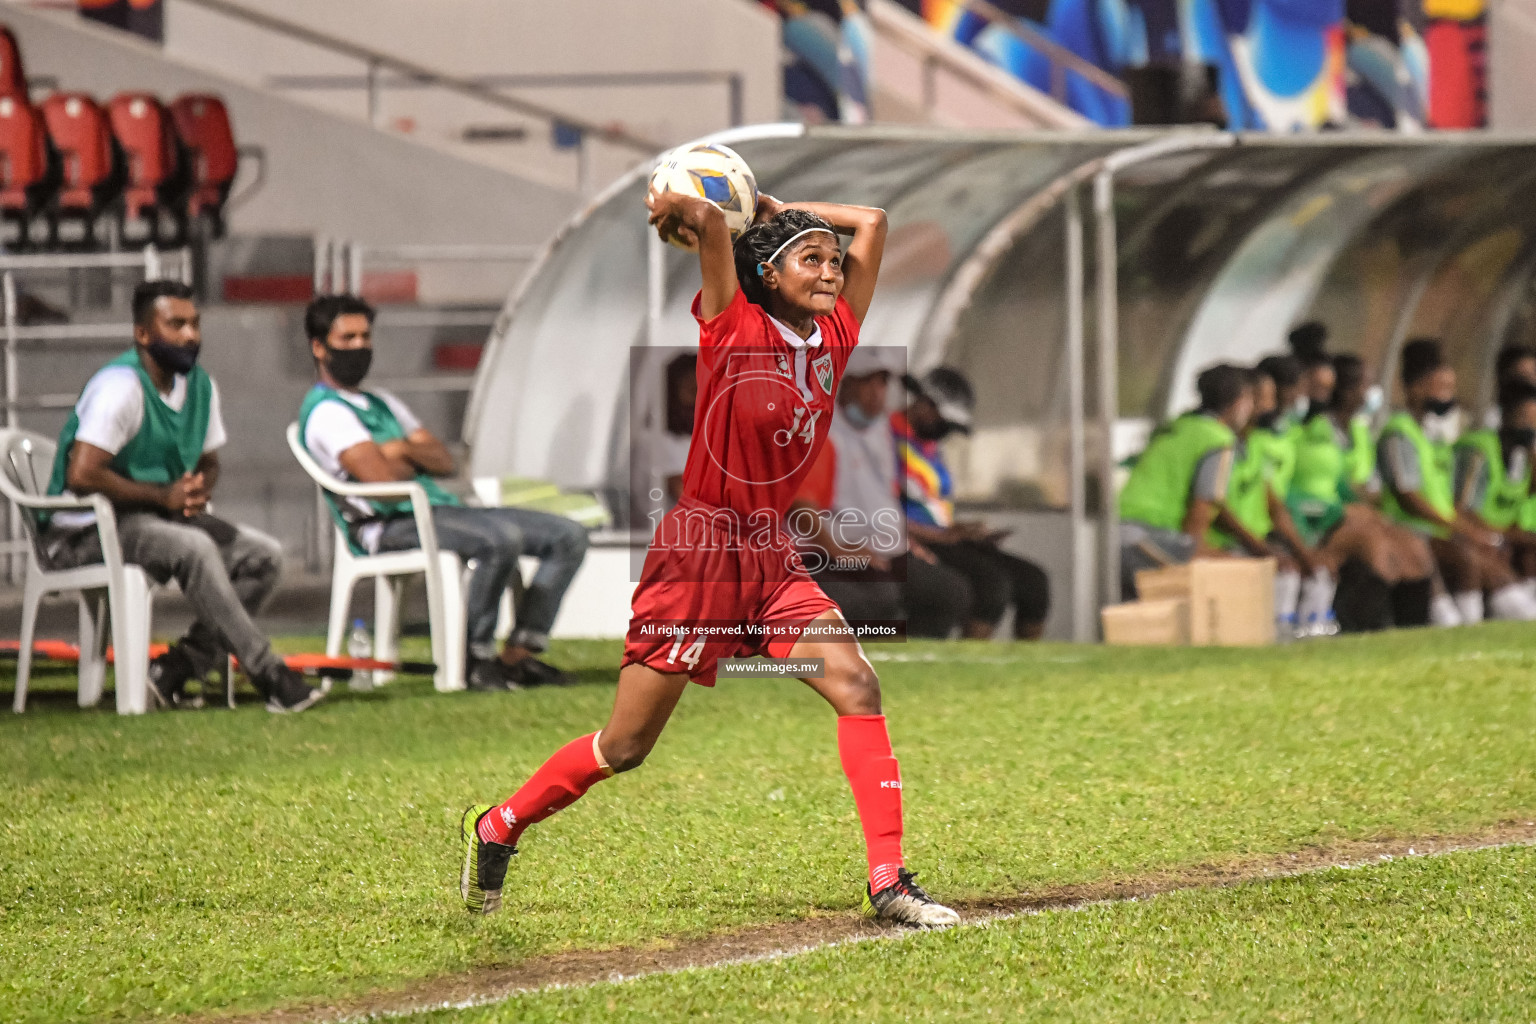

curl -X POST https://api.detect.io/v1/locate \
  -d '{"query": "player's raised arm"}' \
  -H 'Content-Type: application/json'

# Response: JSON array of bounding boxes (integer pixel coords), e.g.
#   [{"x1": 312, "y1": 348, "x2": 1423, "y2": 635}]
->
[
  {"x1": 647, "y1": 190, "x2": 738, "y2": 320},
  {"x1": 756, "y1": 195, "x2": 888, "y2": 324}
]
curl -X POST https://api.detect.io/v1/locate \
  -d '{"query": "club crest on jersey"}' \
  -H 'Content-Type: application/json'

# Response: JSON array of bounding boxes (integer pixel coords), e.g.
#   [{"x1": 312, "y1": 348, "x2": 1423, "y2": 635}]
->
[{"x1": 811, "y1": 352, "x2": 834, "y2": 396}]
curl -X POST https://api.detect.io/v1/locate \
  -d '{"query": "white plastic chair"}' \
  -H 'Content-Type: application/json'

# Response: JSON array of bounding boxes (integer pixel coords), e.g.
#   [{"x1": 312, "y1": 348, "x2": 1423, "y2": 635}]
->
[
  {"x1": 286, "y1": 422, "x2": 467, "y2": 692},
  {"x1": 0, "y1": 428, "x2": 157, "y2": 714}
]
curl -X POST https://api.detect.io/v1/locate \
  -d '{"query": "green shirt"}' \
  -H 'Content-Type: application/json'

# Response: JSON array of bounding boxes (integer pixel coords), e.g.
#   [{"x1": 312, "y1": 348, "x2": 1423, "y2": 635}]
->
[
  {"x1": 1379, "y1": 411, "x2": 1455, "y2": 538},
  {"x1": 1342, "y1": 416, "x2": 1376, "y2": 500},
  {"x1": 1216, "y1": 426, "x2": 1291, "y2": 548},
  {"x1": 1120, "y1": 412, "x2": 1235, "y2": 533},
  {"x1": 43, "y1": 349, "x2": 213, "y2": 526},
  {"x1": 298, "y1": 384, "x2": 460, "y2": 555},
  {"x1": 1453, "y1": 429, "x2": 1531, "y2": 530},
  {"x1": 1291, "y1": 414, "x2": 1347, "y2": 507}
]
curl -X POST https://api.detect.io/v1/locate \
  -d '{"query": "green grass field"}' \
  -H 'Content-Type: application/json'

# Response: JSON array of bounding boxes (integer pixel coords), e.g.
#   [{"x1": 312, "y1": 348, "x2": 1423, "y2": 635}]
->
[
  {"x1": 424, "y1": 842, "x2": 1536, "y2": 1023},
  {"x1": 4, "y1": 625, "x2": 1536, "y2": 1022}
]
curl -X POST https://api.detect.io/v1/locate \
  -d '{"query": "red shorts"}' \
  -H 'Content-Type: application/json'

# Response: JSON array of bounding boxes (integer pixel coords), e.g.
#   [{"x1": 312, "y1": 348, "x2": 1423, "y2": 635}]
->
[{"x1": 623, "y1": 502, "x2": 838, "y2": 686}]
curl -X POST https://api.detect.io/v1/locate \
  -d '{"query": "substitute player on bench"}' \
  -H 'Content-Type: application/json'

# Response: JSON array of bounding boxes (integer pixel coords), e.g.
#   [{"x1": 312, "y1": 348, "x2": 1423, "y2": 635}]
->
[
  {"x1": 40, "y1": 280, "x2": 322, "y2": 712},
  {"x1": 460, "y1": 187, "x2": 960, "y2": 928}
]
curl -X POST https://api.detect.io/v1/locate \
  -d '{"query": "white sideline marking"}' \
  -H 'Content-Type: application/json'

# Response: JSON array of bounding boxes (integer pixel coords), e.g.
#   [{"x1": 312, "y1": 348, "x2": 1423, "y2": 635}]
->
[{"x1": 336, "y1": 837, "x2": 1534, "y2": 1023}]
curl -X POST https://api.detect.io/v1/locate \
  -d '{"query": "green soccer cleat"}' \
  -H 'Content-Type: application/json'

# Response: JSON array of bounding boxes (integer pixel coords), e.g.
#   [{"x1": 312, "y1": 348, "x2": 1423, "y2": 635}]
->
[
  {"x1": 861, "y1": 868, "x2": 960, "y2": 929},
  {"x1": 460, "y1": 804, "x2": 516, "y2": 915}
]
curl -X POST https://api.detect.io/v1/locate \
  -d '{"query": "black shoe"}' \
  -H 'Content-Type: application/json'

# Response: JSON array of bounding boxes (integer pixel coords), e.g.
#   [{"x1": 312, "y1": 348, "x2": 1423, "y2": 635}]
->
[
  {"x1": 148, "y1": 646, "x2": 203, "y2": 709},
  {"x1": 460, "y1": 805, "x2": 517, "y2": 914},
  {"x1": 504, "y1": 656, "x2": 571, "y2": 688},
  {"x1": 861, "y1": 868, "x2": 961, "y2": 928},
  {"x1": 259, "y1": 664, "x2": 324, "y2": 714},
  {"x1": 467, "y1": 658, "x2": 520, "y2": 692}
]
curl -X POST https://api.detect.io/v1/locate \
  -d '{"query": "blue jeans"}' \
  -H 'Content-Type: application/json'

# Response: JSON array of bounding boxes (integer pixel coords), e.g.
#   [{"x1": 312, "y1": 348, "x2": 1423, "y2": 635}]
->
[{"x1": 376, "y1": 505, "x2": 588, "y2": 658}]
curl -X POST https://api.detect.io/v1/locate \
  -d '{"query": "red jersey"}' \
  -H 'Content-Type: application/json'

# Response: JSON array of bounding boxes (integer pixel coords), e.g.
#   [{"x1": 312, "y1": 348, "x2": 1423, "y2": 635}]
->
[
  {"x1": 677, "y1": 287, "x2": 859, "y2": 519},
  {"x1": 626, "y1": 288, "x2": 856, "y2": 683}
]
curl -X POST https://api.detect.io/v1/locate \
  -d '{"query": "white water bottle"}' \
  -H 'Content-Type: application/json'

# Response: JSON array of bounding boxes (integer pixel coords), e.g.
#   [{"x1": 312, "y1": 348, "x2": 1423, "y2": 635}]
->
[{"x1": 347, "y1": 618, "x2": 374, "y2": 691}]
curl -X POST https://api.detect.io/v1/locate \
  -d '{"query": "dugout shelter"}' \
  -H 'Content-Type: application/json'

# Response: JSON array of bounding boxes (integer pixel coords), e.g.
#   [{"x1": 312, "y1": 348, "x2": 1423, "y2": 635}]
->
[{"x1": 465, "y1": 125, "x2": 1536, "y2": 640}]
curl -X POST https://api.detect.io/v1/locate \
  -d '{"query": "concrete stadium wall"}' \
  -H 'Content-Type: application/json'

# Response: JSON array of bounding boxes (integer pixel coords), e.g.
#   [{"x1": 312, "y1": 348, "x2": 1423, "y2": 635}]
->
[
  {"x1": 3, "y1": 4, "x2": 578, "y2": 257},
  {"x1": 1491, "y1": 0, "x2": 1536, "y2": 129},
  {"x1": 161, "y1": 0, "x2": 781, "y2": 192}
]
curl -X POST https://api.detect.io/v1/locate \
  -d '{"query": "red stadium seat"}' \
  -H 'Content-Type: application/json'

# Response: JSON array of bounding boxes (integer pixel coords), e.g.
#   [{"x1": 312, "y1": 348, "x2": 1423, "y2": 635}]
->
[
  {"x1": 0, "y1": 25, "x2": 29, "y2": 98},
  {"x1": 40, "y1": 92, "x2": 123, "y2": 247},
  {"x1": 106, "y1": 90, "x2": 189, "y2": 244},
  {"x1": 0, "y1": 93, "x2": 59, "y2": 248},
  {"x1": 169, "y1": 93, "x2": 236, "y2": 237}
]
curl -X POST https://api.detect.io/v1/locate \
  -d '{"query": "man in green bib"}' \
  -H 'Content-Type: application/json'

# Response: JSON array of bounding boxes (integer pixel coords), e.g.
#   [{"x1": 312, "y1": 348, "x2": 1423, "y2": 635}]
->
[
  {"x1": 1118, "y1": 363, "x2": 1250, "y2": 598},
  {"x1": 1379, "y1": 338, "x2": 1535, "y2": 623},
  {"x1": 1455, "y1": 378, "x2": 1536, "y2": 601},
  {"x1": 40, "y1": 281, "x2": 323, "y2": 712},
  {"x1": 1241, "y1": 355, "x2": 1328, "y2": 635},
  {"x1": 299, "y1": 295, "x2": 590, "y2": 691},
  {"x1": 1286, "y1": 354, "x2": 1437, "y2": 629}
]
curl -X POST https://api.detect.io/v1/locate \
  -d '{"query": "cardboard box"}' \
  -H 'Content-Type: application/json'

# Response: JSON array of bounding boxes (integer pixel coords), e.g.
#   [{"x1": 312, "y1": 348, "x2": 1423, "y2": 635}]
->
[
  {"x1": 1102, "y1": 597, "x2": 1190, "y2": 646},
  {"x1": 1132, "y1": 557, "x2": 1276, "y2": 646}
]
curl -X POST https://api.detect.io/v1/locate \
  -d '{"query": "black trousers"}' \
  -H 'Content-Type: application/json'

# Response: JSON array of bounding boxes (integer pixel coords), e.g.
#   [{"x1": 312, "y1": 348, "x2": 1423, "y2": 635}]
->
[
  {"x1": 927, "y1": 540, "x2": 1050, "y2": 630},
  {"x1": 813, "y1": 553, "x2": 973, "y2": 639}
]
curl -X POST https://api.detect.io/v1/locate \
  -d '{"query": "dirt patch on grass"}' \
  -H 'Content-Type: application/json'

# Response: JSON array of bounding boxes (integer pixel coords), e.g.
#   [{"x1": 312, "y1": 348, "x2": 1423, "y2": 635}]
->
[{"x1": 191, "y1": 821, "x2": 1536, "y2": 1024}]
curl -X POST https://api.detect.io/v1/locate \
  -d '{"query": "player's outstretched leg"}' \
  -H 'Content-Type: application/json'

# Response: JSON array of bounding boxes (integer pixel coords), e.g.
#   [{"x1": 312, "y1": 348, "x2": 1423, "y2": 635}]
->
[
  {"x1": 459, "y1": 664, "x2": 688, "y2": 914},
  {"x1": 793, "y1": 610, "x2": 959, "y2": 928}
]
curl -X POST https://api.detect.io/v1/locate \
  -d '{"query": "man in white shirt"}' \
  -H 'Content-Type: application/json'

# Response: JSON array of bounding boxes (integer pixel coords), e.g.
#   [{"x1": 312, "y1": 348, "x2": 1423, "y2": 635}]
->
[
  {"x1": 791, "y1": 346, "x2": 972, "y2": 638},
  {"x1": 299, "y1": 295, "x2": 589, "y2": 691},
  {"x1": 41, "y1": 280, "x2": 320, "y2": 712}
]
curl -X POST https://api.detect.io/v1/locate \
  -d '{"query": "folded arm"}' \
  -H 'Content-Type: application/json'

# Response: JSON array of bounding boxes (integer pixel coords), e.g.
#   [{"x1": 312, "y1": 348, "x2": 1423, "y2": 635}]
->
[{"x1": 339, "y1": 428, "x2": 455, "y2": 484}]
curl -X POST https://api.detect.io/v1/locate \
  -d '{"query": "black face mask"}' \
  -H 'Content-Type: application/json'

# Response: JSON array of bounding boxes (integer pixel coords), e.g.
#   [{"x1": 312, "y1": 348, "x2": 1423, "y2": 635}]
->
[
  {"x1": 1253, "y1": 410, "x2": 1279, "y2": 431},
  {"x1": 325, "y1": 345, "x2": 373, "y2": 389},
  {"x1": 144, "y1": 339, "x2": 200, "y2": 376},
  {"x1": 1423, "y1": 397, "x2": 1457, "y2": 417},
  {"x1": 1501, "y1": 426, "x2": 1536, "y2": 451}
]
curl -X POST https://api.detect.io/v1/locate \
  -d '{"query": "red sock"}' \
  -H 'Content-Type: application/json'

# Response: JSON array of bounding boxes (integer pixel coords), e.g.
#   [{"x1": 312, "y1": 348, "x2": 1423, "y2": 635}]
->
[
  {"x1": 837, "y1": 714, "x2": 904, "y2": 892},
  {"x1": 477, "y1": 732, "x2": 612, "y2": 847}
]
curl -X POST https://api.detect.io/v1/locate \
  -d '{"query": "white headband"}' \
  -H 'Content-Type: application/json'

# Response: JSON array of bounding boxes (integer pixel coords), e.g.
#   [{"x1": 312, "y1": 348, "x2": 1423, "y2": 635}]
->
[{"x1": 760, "y1": 228, "x2": 838, "y2": 273}]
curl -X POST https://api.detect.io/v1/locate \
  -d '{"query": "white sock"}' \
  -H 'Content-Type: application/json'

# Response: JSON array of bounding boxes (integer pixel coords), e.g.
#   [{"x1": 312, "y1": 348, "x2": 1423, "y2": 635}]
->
[
  {"x1": 1430, "y1": 593, "x2": 1463, "y2": 627},
  {"x1": 1523, "y1": 579, "x2": 1536, "y2": 603},
  {"x1": 1489, "y1": 584, "x2": 1536, "y2": 621},
  {"x1": 1298, "y1": 568, "x2": 1337, "y2": 634},
  {"x1": 1454, "y1": 590, "x2": 1485, "y2": 624},
  {"x1": 1274, "y1": 570, "x2": 1301, "y2": 635}
]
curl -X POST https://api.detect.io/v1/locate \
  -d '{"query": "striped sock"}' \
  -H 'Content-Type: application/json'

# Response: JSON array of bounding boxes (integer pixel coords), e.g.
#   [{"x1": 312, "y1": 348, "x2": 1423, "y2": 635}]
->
[{"x1": 870, "y1": 862, "x2": 903, "y2": 893}]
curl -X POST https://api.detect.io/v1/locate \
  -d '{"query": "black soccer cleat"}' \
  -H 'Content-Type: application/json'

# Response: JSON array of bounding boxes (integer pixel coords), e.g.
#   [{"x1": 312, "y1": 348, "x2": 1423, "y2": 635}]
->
[
  {"x1": 861, "y1": 868, "x2": 960, "y2": 928},
  {"x1": 460, "y1": 805, "x2": 516, "y2": 915}
]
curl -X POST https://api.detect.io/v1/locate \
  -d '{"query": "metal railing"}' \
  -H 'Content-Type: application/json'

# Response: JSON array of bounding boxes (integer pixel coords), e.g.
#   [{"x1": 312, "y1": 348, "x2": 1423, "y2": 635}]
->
[
  {"x1": 313, "y1": 239, "x2": 542, "y2": 300},
  {"x1": 170, "y1": 0, "x2": 662, "y2": 192},
  {"x1": 946, "y1": 0, "x2": 1127, "y2": 103},
  {"x1": 267, "y1": 69, "x2": 746, "y2": 138},
  {"x1": 868, "y1": 0, "x2": 1125, "y2": 120},
  {"x1": 865, "y1": 0, "x2": 1098, "y2": 128}
]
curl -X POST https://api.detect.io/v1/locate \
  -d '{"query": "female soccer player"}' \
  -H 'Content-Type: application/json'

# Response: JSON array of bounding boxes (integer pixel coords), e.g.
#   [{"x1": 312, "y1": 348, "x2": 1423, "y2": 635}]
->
[{"x1": 459, "y1": 185, "x2": 960, "y2": 928}]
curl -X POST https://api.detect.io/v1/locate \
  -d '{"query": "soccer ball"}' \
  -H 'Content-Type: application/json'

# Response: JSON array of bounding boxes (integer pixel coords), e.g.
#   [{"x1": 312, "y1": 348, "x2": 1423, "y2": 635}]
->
[{"x1": 648, "y1": 142, "x2": 758, "y2": 251}]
